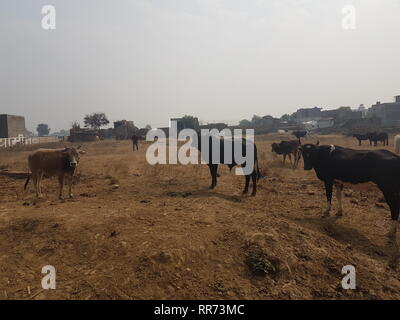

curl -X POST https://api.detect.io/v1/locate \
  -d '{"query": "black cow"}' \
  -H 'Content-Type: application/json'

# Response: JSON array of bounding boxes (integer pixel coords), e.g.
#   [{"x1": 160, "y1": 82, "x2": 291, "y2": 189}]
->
[
  {"x1": 369, "y1": 132, "x2": 389, "y2": 146},
  {"x1": 352, "y1": 133, "x2": 370, "y2": 146},
  {"x1": 194, "y1": 134, "x2": 262, "y2": 196},
  {"x1": 293, "y1": 130, "x2": 307, "y2": 139},
  {"x1": 271, "y1": 140, "x2": 301, "y2": 168},
  {"x1": 300, "y1": 142, "x2": 400, "y2": 242}
]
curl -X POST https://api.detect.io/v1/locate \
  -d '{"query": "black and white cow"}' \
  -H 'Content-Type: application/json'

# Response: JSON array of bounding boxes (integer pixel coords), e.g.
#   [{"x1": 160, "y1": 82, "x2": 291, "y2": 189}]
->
[{"x1": 300, "y1": 142, "x2": 400, "y2": 241}]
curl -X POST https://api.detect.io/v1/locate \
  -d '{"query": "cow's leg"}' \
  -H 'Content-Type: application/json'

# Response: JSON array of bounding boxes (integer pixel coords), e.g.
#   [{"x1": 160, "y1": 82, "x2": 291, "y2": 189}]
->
[
  {"x1": 208, "y1": 164, "x2": 218, "y2": 189},
  {"x1": 335, "y1": 183, "x2": 344, "y2": 216},
  {"x1": 58, "y1": 175, "x2": 64, "y2": 200},
  {"x1": 251, "y1": 171, "x2": 257, "y2": 196},
  {"x1": 381, "y1": 189, "x2": 400, "y2": 242},
  {"x1": 68, "y1": 175, "x2": 74, "y2": 198},
  {"x1": 283, "y1": 154, "x2": 286, "y2": 165},
  {"x1": 291, "y1": 152, "x2": 297, "y2": 168},
  {"x1": 32, "y1": 173, "x2": 39, "y2": 198},
  {"x1": 243, "y1": 175, "x2": 250, "y2": 194},
  {"x1": 297, "y1": 151, "x2": 301, "y2": 167},
  {"x1": 323, "y1": 180, "x2": 333, "y2": 217},
  {"x1": 37, "y1": 172, "x2": 44, "y2": 198}
]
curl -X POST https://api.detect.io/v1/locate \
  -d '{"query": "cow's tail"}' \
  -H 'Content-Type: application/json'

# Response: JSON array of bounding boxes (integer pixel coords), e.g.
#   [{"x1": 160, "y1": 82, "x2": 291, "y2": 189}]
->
[{"x1": 24, "y1": 172, "x2": 30, "y2": 190}]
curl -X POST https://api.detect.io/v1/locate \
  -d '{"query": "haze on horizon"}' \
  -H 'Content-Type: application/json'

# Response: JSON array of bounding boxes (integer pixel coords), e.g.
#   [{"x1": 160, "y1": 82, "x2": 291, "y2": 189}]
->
[{"x1": 0, "y1": 0, "x2": 399, "y2": 133}]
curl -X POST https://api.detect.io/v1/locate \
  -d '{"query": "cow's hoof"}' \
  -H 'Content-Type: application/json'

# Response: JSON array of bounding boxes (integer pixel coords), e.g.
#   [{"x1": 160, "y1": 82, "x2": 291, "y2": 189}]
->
[
  {"x1": 322, "y1": 212, "x2": 330, "y2": 218},
  {"x1": 69, "y1": 194, "x2": 74, "y2": 199},
  {"x1": 251, "y1": 192, "x2": 256, "y2": 197},
  {"x1": 242, "y1": 190, "x2": 248, "y2": 194},
  {"x1": 59, "y1": 197, "x2": 64, "y2": 200},
  {"x1": 336, "y1": 211, "x2": 343, "y2": 217}
]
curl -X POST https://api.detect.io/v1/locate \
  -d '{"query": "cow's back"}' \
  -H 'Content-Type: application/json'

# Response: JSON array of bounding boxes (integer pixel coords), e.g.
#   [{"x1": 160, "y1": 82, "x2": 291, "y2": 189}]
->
[
  {"x1": 328, "y1": 148, "x2": 400, "y2": 185},
  {"x1": 28, "y1": 149, "x2": 65, "y2": 176}
]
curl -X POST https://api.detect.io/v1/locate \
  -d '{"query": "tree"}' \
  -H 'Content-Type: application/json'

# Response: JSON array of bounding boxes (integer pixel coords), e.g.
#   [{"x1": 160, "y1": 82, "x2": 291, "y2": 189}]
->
[
  {"x1": 280, "y1": 114, "x2": 293, "y2": 123},
  {"x1": 239, "y1": 119, "x2": 252, "y2": 127},
  {"x1": 251, "y1": 115, "x2": 263, "y2": 127},
  {"x1": 181, "y1": 115, "x2": 200, "y2": 131},
  {"x1": 26, "y1": 130, "x2": 34, "y2": 137},
  {"x1": 145, "y1": 124, "x2": 152, "y2": 130},
  {"x1": 84, "y1": 113, "x2": 109, "y2": 129},
  {"x1": 37, "y1": 123, "x2": 50, "y2": 136},
  {"x1": 71, "y1": 121, "x2": 80, "y2": 130}
]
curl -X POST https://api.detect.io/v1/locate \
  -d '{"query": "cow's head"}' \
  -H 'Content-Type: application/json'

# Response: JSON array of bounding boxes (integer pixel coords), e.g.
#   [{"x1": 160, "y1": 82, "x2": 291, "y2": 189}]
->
[
  {"x1": 62, "y1": 146, "x2": 85, "y2": 169},
  {"x1": 271, "y1": 143, "x2": 280, "y2": 154},
  {"x1": 299, "y1": 143, "x2": 318, "y2": 170}
]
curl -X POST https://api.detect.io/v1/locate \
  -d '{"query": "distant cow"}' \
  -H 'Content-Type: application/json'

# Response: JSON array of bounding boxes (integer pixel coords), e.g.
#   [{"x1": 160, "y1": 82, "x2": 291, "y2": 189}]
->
[
  {"x1": 352, "y1": 133, "x2": 370, "y2": 146},
  {"x1": 292, "y1": 130, "x2": 307, "y2": 139},
  {"x1": 132, "y1": 135, "x2": 140, "y2": 151},
  {"x1": 271, "y1": 140, "x2": 301, "y2": 168},
  {"x1": 24, "y1": 147, "x2": 85, "y2": 199},
  {"x1": 369, "y1": 132, "x2": 389, "y2": 146},
  {"x1": 395, "y1": 135, "x2": 400, "y2": 154},
  {"x1": 194, "y1": 134, "x2": 262, "y2": 196},
  {"x1": 300, "y1": 142, "x2": 400, "y2": 242}
]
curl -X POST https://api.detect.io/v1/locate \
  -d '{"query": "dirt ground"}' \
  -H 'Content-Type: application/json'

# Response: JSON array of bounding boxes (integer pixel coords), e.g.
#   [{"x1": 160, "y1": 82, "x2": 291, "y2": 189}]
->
[{"x1": 1, "y1": 133, "x2": 400, "y2": 300}]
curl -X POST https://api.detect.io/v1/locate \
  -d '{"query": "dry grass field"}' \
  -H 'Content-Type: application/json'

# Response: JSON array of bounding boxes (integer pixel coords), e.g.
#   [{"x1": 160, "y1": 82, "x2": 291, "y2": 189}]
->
[{"x1": 1, "y1": 133, "x2": 400, "y2": 300}]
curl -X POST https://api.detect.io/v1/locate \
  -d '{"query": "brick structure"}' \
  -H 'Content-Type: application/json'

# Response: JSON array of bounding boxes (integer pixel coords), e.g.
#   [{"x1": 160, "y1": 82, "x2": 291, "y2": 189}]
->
[{"x1": 0, "y1": 114, "x2": 27, "y2": 138}]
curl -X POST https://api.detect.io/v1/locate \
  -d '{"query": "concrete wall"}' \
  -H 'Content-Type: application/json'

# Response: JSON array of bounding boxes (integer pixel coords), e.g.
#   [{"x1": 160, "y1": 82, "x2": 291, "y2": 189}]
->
[
  {"x1": 0, "y1": 135, "x2": 59, "y2": 148},
  {"x1": 0, "y1": 114, "x2": 26, "y2": 138}
]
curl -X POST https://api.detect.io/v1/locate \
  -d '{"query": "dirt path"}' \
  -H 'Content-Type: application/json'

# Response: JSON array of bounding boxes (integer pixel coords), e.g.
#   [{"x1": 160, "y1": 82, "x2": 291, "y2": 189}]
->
[{"x1": 1, "y1": 134, "x2": 400, "y2": 299}]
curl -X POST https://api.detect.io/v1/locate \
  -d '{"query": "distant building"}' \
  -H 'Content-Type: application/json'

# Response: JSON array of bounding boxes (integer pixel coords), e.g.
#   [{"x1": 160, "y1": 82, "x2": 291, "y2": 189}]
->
[
  {"x1": 358, "y1": 104, "x2": 367, "y2": 118},
  {"x1": 304, "y1": 118, "x2": 334, "y2": 131},
  {"x1": 292, "y1": 107, "x2": 322, "y2": 123},
  {"x1": 170, "y1": 118, "x2": 186, "y2": 132},
  {"x1": 292, "y1": 105, "x2": 362, "y2": 127},
  {"x1": 320, "y1": 107, "x2": 362, "y2": 122},
  {"x1": 0, "y1": 114, "x2": 27, "y2": 138},
  {"x1": 368, "y1": 96, "x2": 400, "y2": 126},
  {"x1": 69, "y1": 128, "x2": 99, "y2": 142},
  {"x1": 199, "y1": 123, "x2": 228, "y2": 131}
]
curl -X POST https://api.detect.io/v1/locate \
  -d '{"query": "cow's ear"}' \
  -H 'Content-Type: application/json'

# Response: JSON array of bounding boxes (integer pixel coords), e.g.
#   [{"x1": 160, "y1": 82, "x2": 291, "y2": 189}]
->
[
  {"x1": 316, "y1": 140, "x2": 320, "y2": 146},
  {"x1": 78, "y1": 150, "x2": 86, "y2": 155},
  {"x1": 77, "y1": 145, "x2": 82, "y2": 150}
]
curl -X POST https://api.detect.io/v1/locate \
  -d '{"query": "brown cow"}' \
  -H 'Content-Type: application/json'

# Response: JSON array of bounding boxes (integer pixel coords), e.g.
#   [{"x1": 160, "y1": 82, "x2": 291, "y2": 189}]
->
[
  {"x1": 271, "y1": 140, "x2": 301, "y2": 168},
  {"x1": 24, "y1": 146, "x2": 85, "y2": 199}
]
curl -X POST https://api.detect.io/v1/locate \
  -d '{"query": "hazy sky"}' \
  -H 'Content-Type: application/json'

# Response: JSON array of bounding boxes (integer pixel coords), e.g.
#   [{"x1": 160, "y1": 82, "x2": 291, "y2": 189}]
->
[{"x1": 1, "y1": 0, "x2": 400, "y2": 132}]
